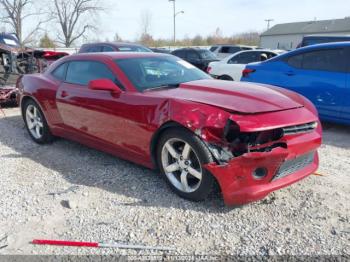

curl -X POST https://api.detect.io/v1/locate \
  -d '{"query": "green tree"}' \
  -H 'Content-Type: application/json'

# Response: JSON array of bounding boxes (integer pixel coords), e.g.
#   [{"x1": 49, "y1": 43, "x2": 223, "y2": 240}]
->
[{"x1": 39, "y1": 33, "x2": 56, "y2": 48}]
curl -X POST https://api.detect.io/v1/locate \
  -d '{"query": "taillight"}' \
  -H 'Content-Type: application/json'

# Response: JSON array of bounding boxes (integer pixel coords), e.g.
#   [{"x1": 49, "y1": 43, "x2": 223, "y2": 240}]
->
[
  {"x1": 206, "y1": 66, "x2": 212, "y2": 73},
  {"x1": 242, "y1": 68, "x2": 256, "y2": 78}
]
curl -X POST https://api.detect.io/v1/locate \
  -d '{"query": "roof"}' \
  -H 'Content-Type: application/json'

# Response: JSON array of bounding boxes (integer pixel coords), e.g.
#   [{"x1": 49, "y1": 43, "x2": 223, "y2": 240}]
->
[
  {"x1": 261, "y1": 17, "x2": 350, "y2": 36},
  {"x1": 67, "y1": 52, "x2": 169, "y2": 60},
  {"x1": 271, "y1": 41, "x2": 350, "y2": 60},
  {"x1": 80, "y1": 42, "x2": 146, "y2": 47}
]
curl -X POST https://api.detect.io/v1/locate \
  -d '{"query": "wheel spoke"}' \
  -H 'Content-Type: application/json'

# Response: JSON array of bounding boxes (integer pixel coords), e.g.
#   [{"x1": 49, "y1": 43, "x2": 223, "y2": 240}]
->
[
  {"x1": 35, "y1": 125, "x2": 41, "y2": 137},
  {"x1": 188, "y1": 167, "x2": 202, "y2": 180},
  {"x1": 165, "y1": 142, "x2": 178, "y2": 158},
  {"x1": 27, "y1": 111, "x2": 34, "y2": 119},
  {"x1": 33, "y1": 107, "x2": 38, "y2": 117},
  {"x1": 27, "y1": 120, "x2": 35, "y2": 129},
  {"x1": 165, "y1": 163, "x2": 180, "y2": 173},
  {"x1": 180, "y1": 170, "x2": 190, "y2": 192},
  {"x1": 37, "y1": 121, "x2": 43, "y2": 128},
  {"x1": 182, "y1": 143, "x2": 191, "y2": 160}
]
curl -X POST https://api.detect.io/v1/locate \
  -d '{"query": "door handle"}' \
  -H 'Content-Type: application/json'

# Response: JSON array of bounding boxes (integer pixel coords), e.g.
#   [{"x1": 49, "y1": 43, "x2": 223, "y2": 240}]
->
[{"x1": 61, "y1": 90, "x2": 69, "y2": 98}]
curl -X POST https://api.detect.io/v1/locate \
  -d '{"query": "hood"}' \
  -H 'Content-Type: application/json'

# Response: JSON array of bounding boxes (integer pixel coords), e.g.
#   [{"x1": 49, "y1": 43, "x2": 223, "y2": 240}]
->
[{"x1": 157, "y1": 79, "x2": 303, "y2": 114}]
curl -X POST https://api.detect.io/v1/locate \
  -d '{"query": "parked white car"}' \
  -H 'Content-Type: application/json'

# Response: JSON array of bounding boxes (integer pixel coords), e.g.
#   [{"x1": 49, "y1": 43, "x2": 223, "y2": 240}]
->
[
  {"x1": 207, "y1": 50, "x2": 281, "y2": 81},
  {"x1": 209, "y1": 45, "x2": 256, "y2": 60}
]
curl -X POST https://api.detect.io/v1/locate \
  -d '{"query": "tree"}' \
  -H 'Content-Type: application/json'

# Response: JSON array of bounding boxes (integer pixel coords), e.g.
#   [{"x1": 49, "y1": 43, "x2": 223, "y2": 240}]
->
[
  {"x1": 138, "y1": 10, "x2": 153, "y2": 46},
  {"x1": 39, "y1": 33, "x2": 56, "y2": 48},
  {"x1": 113, "y1": 32, "x2": 122, "y2": 42},
  {"x1": 139, "y1": 9, "x2": 152, "y2": 37},
  {"x1": 51, "y1": 0, "x2": 104, "y2": 47},
  {"x1": 0, "y1": 0, "x2": 47, "y2": 46}
]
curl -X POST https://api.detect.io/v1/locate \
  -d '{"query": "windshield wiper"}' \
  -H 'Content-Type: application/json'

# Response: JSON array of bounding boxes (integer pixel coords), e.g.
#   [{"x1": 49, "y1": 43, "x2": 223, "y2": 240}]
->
[{"x1": 147, "y1": 83, "x2": 180, "y2": 91}]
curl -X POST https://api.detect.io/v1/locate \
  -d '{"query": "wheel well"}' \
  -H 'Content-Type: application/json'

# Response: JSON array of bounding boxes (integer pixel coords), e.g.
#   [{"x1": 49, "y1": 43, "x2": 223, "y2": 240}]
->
[
  {"x1": 150, "y1": 121, "x2": 187, "y2": 169},
  {"x1": 150, "y1": 121, "x2": 223, "y2": 196},
  {"x1": 20, "y1": 96, "x2": 33, "y2": 119},
  {"x1": 219, "y1": 75, "x2": 234, "y2": 81}
]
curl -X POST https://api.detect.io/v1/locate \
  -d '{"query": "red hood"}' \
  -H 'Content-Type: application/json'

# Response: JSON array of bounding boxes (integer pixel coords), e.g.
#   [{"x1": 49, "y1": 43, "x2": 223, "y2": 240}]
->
[{"x1": 156, "y1": 79, "x2": 304, "y2": 114}]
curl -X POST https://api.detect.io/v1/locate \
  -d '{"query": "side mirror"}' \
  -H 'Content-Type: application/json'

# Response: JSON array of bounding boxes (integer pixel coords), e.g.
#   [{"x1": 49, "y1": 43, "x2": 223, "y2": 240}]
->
[{"x1": 88, "y1": 79, "x2": 122, "y2": 94}]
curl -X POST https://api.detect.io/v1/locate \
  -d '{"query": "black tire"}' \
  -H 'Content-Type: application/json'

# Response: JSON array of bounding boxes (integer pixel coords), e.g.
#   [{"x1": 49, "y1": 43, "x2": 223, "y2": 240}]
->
[
  {"x1": 22, "y1": 99, "x2": 54, "y2": 144},
  {"x1": 219, "y1": 75, "x2": 234, "y2": 81},
  {"x1": 156, "y1": 127, "x2": 216, "y2": 202}
]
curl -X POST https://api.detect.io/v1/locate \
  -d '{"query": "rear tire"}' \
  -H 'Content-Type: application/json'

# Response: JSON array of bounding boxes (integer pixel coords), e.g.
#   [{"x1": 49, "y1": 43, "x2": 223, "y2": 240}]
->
[
  {"x1": 219, "y1": 75, "x2": 234, "y2": 81},
  {"x1": 156, "y1": 128, "x2": 215, "y2": 202},
  {"x1": 23, "y1": 99, "x2": 54, "y2": 144}
]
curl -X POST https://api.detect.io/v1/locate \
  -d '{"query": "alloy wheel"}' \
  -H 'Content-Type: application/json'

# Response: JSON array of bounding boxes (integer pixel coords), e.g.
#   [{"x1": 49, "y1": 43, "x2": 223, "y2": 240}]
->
[
  {"x1": 161, "y1": 138, "x2": 203, "y2": 193},
  {"x1": 25, "y1": 104, "x2": 44, "y2": 139}
]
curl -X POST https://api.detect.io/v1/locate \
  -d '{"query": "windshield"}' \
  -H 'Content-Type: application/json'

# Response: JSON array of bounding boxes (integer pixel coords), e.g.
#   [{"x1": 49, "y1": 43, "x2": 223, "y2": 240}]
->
[
  {"x1": 115, "y1": 56, "x2": 211, "y2": 92},
  {"x1": 0, "y1": 34, "x2": 20, "y2": 47},
  {"x1": 199, "y1": 50, "x2": 217, "y2": 60},
  {"x1": 118, "y1": 46, "x2": 152, "y2": 52}
]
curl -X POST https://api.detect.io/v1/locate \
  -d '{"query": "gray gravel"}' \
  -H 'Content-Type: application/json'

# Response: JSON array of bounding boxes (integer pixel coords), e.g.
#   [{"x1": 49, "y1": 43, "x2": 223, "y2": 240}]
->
[{"x1": 0, "y1": 107, "x2": 349, "y2": 256}]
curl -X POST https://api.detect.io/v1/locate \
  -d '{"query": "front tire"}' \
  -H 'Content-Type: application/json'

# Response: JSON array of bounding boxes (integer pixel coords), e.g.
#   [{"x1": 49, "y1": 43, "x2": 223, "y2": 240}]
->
[
  {"x1": 23, "y1": 99, "x2": 54, "y2": 144},
  {"x1": 157, "y1": 128, "x2": 215, "y2": 202}
]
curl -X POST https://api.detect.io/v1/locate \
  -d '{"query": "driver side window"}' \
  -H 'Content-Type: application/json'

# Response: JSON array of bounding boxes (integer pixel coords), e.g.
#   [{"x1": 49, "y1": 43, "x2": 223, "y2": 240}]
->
[
  {"x1": 65, "y1": 61, "x2": 117, "y2": 86},
  {"x1": 186, "y1": 51, "x2": 199, "y2": 60}
]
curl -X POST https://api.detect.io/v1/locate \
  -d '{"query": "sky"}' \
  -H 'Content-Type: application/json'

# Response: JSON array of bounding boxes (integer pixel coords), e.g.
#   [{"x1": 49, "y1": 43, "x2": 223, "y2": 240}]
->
[
  {"x1": 2, "y1": 0, "x2": 349, "y2": 44},
  {"x1": 97, "y1": 0, "x2": 350, "y2": 41}
]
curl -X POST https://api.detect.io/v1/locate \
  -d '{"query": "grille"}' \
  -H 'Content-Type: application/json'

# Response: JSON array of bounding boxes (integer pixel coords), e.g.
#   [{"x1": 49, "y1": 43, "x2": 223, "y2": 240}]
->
[
  {"x1": 273, "y1": 152, "x2": 315, "y2": 181},
  {"x1": 283, "y1": 122, "x2": 318, "y2": 136}
]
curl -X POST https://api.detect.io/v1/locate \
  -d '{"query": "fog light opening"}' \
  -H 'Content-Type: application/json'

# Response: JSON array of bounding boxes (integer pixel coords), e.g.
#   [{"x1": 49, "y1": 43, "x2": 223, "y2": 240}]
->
[{"x1": 253, "y1": 167, "x2": 268, "y2": 180}]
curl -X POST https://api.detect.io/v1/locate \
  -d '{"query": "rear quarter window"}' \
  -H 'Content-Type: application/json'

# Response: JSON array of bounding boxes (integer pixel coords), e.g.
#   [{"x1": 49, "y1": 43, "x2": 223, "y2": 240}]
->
[{"x1": 51, "y1": 63, "x2": 67, "y2": 80}]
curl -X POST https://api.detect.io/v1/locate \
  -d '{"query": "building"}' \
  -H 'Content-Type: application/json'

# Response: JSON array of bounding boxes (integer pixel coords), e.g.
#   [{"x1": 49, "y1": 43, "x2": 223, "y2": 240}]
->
[{"x1": 260, "y1": 17, "x2": 350, "y2": 50}]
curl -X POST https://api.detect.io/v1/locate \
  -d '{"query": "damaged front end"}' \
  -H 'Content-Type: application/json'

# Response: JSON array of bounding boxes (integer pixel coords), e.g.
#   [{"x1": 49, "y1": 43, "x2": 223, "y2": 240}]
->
[{"x1": 187, "y1": 109, "x2": 322, "y2": 206}]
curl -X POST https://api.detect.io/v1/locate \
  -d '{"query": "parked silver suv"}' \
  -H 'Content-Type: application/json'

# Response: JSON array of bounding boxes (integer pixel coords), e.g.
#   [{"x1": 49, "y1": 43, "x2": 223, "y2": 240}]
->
[{"x1": 209, "y1": 45, "x2": 255, "y2": 59}]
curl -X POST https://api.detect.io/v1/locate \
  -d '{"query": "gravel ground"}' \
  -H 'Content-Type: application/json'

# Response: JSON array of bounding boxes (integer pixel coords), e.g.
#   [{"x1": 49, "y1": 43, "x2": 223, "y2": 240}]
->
[{"x1": 0, "y1": 107, "x2": 349, "y2": 257}]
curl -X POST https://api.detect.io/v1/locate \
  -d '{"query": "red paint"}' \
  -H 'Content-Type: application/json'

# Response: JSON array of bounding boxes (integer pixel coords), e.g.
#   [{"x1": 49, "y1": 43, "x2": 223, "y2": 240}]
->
[
  {"x1": 17, "y1": 52, "x2": 322, "y2": 205},
  {"x1": 32, "y1": 239, "x2": 98, "y2": 248}
]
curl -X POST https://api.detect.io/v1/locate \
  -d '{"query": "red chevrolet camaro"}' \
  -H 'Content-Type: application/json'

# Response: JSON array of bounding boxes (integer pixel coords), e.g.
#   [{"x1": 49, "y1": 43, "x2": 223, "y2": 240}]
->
[{"x1": 17, "y1": 52, "x2": 322, "y2": 206}]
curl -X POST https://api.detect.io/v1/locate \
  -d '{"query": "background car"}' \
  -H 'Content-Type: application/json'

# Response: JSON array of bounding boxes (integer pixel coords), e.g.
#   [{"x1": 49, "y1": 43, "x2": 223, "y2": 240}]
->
[
  {"x1": 209, "y1": 44, "x2": 255, "y2": 59},
  {"x1": 150, "y1": 48, "x2": 171, "y2": 54},
  {"x1": 78, "y1": 42, "x2": 152, "y2": 53},
  {"x1": 207, "y1": 50, "x2": 280, "y2": 81},
  {"x1": 171, "y1": 48, "x2": 218, "y2": 71},
  {"x1": 298, "y1": 35, "x2": 350, "y2": 48},
  {"x1": 17, "y1": 52, "x2": 321, "y2": 206},
  {"x1": 241, "y1": 42, "x2": 350, "y2": 125}
]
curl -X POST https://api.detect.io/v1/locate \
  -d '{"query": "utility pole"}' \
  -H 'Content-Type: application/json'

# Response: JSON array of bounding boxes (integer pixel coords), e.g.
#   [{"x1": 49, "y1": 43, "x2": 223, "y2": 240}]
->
[
  {"x1": 169, "y1": 0, "x2": 184, "y2": 43},
  {"x1": 265, "y1": 19, "x2": 274, "y2": 30}
]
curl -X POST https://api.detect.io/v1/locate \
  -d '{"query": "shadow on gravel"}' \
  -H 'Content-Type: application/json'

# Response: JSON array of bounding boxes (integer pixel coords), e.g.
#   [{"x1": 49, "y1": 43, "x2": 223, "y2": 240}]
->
[
  {"x1": 321, "y1": 121, "x2": 350, "y2": 149},
  {"x1": 0, "y1": 114, "x2": 238, "y2": 214}
]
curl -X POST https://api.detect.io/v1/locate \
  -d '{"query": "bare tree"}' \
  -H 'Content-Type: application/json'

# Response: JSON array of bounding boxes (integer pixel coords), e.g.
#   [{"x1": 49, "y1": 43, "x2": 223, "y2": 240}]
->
[
  {"x1": 139, "y1": 10, "x2": 152, "y2": 37},
  {"x1": 51, "y1": 0, "x2": 103, "y2": 47},
  {"x1": 139, "y1": 9, "x2": 153, "y2": 45},
  {"x1": 0, "y1": 0, "x2": 47, "y2": 46}
]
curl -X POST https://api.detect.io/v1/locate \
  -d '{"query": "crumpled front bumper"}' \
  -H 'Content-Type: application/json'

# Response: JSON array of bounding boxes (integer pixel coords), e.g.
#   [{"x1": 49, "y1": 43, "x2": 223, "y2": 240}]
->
[{"x1": 204, "y1": 126, "x2": 321, "y2": 206}]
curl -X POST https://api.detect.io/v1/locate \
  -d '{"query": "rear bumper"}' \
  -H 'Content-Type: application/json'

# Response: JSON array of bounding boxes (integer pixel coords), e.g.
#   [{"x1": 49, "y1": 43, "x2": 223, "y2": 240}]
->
[{"x1": 204, "y1": 127, "x2": 321, "y2": 206}]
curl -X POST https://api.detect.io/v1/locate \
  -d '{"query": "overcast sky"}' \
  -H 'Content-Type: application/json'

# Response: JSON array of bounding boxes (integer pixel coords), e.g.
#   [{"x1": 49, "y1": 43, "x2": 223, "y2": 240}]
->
[{"x1": 97, "y1": 0, "x2": 350, "y2": 41}]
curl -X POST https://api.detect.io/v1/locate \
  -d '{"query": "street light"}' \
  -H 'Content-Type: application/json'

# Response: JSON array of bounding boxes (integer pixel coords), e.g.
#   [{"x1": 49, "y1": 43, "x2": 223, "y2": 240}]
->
[{"x1": 169, "y1": 0, "x2": 184, "y2": 43}]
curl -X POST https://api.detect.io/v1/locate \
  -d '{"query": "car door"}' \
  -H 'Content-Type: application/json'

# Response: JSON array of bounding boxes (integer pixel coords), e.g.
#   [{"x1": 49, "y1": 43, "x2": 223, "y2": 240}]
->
[
  {"x1": 340, "y1": 48, "x2": 350, "y2": 123},
  {"x1": 55, "y1": 60, "x2": 148, "y2": 158},
  {"x1": 280, "y1": 48, "x2": 347, "y2": 120}
]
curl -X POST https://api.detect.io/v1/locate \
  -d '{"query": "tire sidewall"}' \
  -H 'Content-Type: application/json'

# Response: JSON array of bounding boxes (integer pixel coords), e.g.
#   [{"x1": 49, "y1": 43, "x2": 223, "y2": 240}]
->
[
  {"x1": 23, "y1": 99, "x2": 53, "y2": 144},
  {"x1": 156, "y1": 127, "x2": 215, "y2": 201}
]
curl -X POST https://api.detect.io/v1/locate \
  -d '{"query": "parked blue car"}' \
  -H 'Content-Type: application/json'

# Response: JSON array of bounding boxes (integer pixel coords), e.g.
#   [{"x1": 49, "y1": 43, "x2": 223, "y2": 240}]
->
[{"x1": 241, "y1": 42, "x2": 350, "y2": 125}]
